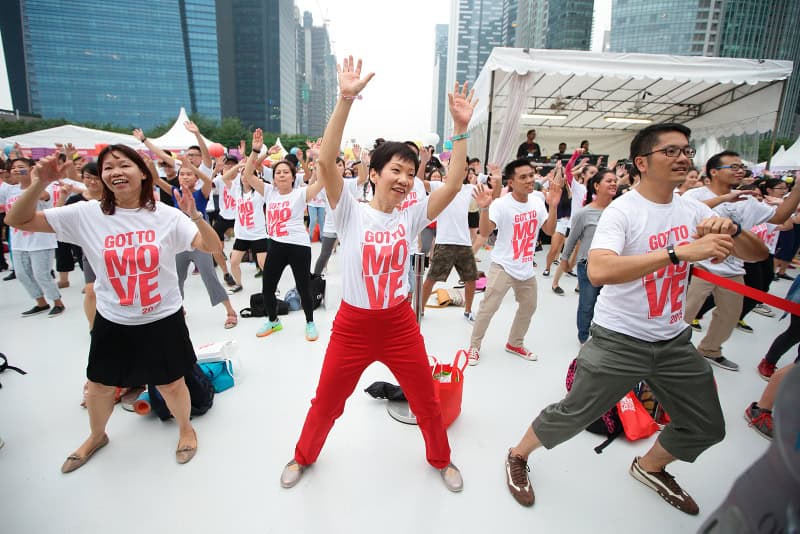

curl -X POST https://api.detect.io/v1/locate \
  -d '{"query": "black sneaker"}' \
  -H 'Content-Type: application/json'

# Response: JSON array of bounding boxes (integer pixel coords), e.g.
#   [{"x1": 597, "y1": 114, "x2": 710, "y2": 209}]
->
[
  {"x1": 735, "y1": 320, "x2": 753, "y2": 333},
  {"x1": 48, "y1": 305, "x2": 65, "y2": 318},
  {"x1": 3, "y1": 271, "x2": 16, "y2": 281},
  {"x1": 542, "y1": 269, "x2": 550, "y2": 277},
  {"x1": 505, "y1": 449, "x2": 535, "y2": 507},
  {"x1": 778, "y1": 273, "x2": 795, "y2": 281},
  {"x1": 223, "y1": 273, "x2": 237, "y2": 287},
  {"x1": 574, "y1": 287, "x2": 580, "y2": 293},
  {"x1": 552, "y1": 286, "x2": 564, "y2": 296},
  {"x1": 255, "y1": 269, "x2": 263, "y2": 278},
  {"x1": 704, "y1": 354, "x2": 739, "y2": 371},
  {"x1": 565, "y1": 270, "x2": 577, "y2": 278},
  {"x1": 227, "y1": 284, "x2": 243, "y2": 295},
  {"x1": 690, "y1": 320, "x2": 702, "y2": 331},
  {"x1": 21, "y1": 304, "x2": 50, "y2": 317},
  {"x1": 629, "y1": 457, "x2": 699, "y2": 515}
]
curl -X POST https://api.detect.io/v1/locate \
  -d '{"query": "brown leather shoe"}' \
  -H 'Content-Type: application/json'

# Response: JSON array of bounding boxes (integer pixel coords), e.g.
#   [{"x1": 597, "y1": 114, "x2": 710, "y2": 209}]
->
[
  {"x1": 61, "y1": 434, "x2": 109, "y2": 473},
  {"x1": 176, "y1": 429, "x2": 197, "y2": 464},
  {"x1": 505, "y1": 449, "x2": 535, "y2": 506}
]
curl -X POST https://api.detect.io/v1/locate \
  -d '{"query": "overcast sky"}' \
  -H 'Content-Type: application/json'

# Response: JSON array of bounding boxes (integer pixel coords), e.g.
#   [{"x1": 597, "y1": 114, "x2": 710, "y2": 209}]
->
[{"x1": 0, "y1": 0, "x2": 612, "y2": 143}]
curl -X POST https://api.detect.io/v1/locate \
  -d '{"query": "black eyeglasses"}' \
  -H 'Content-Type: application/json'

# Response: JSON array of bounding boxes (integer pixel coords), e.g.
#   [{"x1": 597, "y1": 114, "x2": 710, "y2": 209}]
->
[{"x1": 639, "y1": 146, "x2": 696, "y2": 159}]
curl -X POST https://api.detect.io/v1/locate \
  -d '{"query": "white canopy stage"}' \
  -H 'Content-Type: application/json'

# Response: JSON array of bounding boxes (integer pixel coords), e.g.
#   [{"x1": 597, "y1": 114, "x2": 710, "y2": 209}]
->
[
  {"x1": 768, "y1": 135, "x2": 800, "y2": 172},
  {"x1": 150, "y1": 107, "x2": 214, "y2": 150},
  {"x1": 466, "y1": 48, "x2": 793, "y2": 165},
  {"x1": 4, "y1": 125, "x2": 144, "y2": 150}
]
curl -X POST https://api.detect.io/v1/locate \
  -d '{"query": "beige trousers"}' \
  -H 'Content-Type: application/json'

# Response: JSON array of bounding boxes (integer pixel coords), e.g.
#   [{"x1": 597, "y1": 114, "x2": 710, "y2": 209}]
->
[
  {"x1": 684, "y1": 274, "x2": 744, "y2": 358},
  {"x1": 469, "y1": 263, "x2": 538, "y2": 351}
]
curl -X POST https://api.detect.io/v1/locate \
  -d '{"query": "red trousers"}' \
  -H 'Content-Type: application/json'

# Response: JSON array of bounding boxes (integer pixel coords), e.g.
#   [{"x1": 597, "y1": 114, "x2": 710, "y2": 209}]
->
[{"x1": 294, "y1": 300, "x2": 451, "y2": 469}]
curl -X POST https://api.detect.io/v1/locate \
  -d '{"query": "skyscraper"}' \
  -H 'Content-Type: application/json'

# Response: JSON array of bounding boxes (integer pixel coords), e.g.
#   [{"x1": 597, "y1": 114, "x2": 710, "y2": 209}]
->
[
  {"x1": 216, "y1": 0, "x2": 297, "y2": 133},
  {"x1": 307, "y1": 24, "x2": 337, "y2": 138},
  {"x1": 609, "y1": 0, "x2": 799, "y2": 136},
  {"x1": 0, "y1": 0, "x2": 221, "y2": 129},
  {"x1": 514, "y1": 0, "x2": 594, "y2": 50},
  {"x1": 431, "y1": 25, "x2": 449, "y2": 151},
  {"x1": 449, "y1": 0, "x2": 508, "y2": 89}
]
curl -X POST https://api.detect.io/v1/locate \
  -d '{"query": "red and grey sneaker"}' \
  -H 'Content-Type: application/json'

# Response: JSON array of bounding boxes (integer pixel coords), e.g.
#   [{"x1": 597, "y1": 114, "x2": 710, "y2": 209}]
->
[
  {"x1": 757, "y1": 358, "x2": 776, "y2": 381},
  {"x1": 505, "y1": 343, "x2": 537, "y2": 361},
  {"x1": 505, "y1": 449, "x2": 535, "y2": 506},
  {"x1": 744, "y1": 402, "x2": 773, "y2": 440},
  {"x1": 467, "y1": 347, "x2": 480, "y2": 366},
  {"x1": 629, "y1": 457, "x2": 699, "y2": 515}
]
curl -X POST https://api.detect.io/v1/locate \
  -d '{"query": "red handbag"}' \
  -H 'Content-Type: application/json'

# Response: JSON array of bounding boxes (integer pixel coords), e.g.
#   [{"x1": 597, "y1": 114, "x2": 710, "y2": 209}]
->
[
  {"x1": 430, "y1": 350, "x2": 468, "y2": 428},
  {"x1": 617, "y1": 391, "x2": 660, "y2": 441}
]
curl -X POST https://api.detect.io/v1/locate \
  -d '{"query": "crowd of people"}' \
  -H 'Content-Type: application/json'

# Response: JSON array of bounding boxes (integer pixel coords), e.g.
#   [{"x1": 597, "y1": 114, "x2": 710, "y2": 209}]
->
[{"x1": 1, "y1": 55, "x2": 798, "y2": 519}]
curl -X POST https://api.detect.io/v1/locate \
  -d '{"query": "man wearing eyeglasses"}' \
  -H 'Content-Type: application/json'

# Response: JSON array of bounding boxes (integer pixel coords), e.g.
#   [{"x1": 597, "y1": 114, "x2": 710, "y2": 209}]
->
[
  {"x1": 683, "y1": 151, "x2": 800, "y2": 371},
  {"x1": 503, "y1": 124, "x2": 768, "y2": 517}
]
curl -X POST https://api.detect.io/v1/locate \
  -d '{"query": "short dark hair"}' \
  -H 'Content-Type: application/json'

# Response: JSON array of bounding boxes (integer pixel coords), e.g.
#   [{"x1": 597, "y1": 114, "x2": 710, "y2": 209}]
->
[
  {"x1": 369, "y1": 141, "x2": 419, "y2": 175},
  {"x1": 81, "y1": 162, "x2": 99, "y2": 177},
  {"x1": 468, "y1": 157, "x2": 481, "y2": 165},
  {"x1": 403, "y1": 141, "x2": 420, "y2": 156},
  {"x1": 97, "y1": 144, "x2": 156, "y2": 215},
  {"x1": 705, "y1": 150, "x2": 740, "y2": 178},
  {"x1": 224, "y1": 155, "x2": 239, "y2": 164},
  {"x1": 629, "y1": 123, "x2": 691, "y2": 177},
  {"x1": 186, "y1": 145, "x2": 202, "y2": 153},
  {"x1": 759, "y1": 177, "x2": 785, "y2": 195},
  {"x1": 9, "y1": 157, "x2": 34, "y2": 168},
  {"x1": 285, "y1": 153, "x2": 299, "y2": 167},
  {"x1": 503, "y1": 158, "x2": 534, "y2": 181},
  {"x1": 527, "y1": 129, "x2": 536, "y2": 136}
]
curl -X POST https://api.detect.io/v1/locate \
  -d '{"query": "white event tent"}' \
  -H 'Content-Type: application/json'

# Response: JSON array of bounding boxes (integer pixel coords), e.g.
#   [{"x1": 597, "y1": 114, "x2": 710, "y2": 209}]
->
[
  {"x1": 768, "y1": 136, "x2": 800, "y2": 171},
  {"x1": 150, "y1": 107, "x2": 214, "y2": 150},
  {"x1": 3, "y1": 125, "x2": 144, "y2": 150},
  {"x1": 467, "y1": 48, "x2": 794, "y2": 165}
]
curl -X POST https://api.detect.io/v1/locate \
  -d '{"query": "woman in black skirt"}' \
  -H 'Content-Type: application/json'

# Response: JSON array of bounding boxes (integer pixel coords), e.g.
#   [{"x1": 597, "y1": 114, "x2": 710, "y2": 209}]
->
[{"x1": 6, "y1": 145, "x2": 222, "y2": 472}]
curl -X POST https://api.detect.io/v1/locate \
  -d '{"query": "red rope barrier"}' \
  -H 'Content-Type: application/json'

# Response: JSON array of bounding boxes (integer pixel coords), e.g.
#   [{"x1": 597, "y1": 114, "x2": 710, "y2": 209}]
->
[{"x1": 692, "y1": 267, "x2": 800, "y2": 317}]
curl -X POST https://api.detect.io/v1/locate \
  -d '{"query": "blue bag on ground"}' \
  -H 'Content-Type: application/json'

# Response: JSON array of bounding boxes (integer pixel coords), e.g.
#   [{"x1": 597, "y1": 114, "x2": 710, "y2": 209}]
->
[{"x1": 199, "y1": 360, "x2": 235, "y2": 393}]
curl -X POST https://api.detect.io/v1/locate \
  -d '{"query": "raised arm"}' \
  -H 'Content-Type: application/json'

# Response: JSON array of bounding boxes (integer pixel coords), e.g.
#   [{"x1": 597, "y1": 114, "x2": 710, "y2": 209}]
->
[
  {"x1": 473, "y1": 181, "x2": 496, "y2": 237},
  {"x1": 541, "y1": 173, "x2": 563, "y2": 236},
  {"x1": 318, "y1": 56, "x2": 374, "y2": 210},
  {"x1": 178, "y1": 154, "x2": 213, "y2": 198},
  {"x1": 768, "y1": 182, "x2": 800, "y2": 224},
  {"x1": 133, "y1": 128, "x2": 176, "y2": 167},
  {"x1": 243, "y1": 129, "x2": 266, "y2": 196},
  {"x1": 184, "y1": 121, "x2": 213, "y2": 169},
  {"x1": 5, "y1": 155, "x2": 60, "y2": 233},
  {"x1": 563, "y1": 149, "x2": 584, "y2": 186},
  {"x1": 426, "y1": 81, "x2": 476, "y2": 220}
]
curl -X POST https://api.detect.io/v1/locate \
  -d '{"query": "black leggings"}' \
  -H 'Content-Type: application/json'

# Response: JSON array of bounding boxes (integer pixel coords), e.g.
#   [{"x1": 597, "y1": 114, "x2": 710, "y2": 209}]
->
[
  {"x1": 313, "y1": 235, "x2": 337, "y2": 275},
  {"x1": 764, "y1": 313, "x2": 800, "y2": 366},
  {"x1": 262, "y1": 240, "x2": 313, "y2": 322}
]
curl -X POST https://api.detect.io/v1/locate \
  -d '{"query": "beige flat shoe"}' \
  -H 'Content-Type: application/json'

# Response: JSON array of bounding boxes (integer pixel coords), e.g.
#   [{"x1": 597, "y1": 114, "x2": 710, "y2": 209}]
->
[
  {"x1": 61, "y1": 434, "x2": 109, "y2": 474},
  {"x1": 176, "y1": 429, "x2": 197, "y2": 464}
]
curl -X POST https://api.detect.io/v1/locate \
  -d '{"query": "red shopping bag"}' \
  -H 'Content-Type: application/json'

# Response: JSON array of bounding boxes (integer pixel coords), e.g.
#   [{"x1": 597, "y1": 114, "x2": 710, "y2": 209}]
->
[
  {"x1": 617, "y1": 391, "x2": 660, "y2": 441},
  {"x1": 430, "y1": 350, "x2": 469, "y2": 427}
]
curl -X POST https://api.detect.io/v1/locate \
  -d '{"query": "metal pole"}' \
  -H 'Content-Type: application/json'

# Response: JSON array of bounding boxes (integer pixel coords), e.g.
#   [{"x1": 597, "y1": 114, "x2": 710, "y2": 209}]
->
[
  {"x1": 483, "y1": 70, "x2": 496, "y2": 166},
  {"x1": 412, "y1": 253, "x2": 425, "y2": 322},
  {"x1": 767, "y1": 79, "x2": 788, "y2": 170}
]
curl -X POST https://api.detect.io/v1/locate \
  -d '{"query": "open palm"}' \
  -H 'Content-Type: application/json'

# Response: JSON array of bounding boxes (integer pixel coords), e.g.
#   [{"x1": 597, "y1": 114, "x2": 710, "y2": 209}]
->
[
  {"x1": 448, "y1": 82, "x2": 476, "y2": 130},
  {"x1": 338, "y1": 56, "x2": 374, "y2": 97}
]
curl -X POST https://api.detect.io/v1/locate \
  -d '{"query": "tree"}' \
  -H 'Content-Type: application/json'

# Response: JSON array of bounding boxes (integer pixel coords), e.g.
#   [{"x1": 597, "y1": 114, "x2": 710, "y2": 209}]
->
[{"x1": 759, "y1": 137, "x2": 793, "y2": 163}]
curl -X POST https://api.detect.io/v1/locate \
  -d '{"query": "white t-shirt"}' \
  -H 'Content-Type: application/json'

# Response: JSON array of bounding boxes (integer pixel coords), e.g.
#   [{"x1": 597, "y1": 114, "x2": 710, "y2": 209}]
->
[
  {"x1": 333, "y1": 185, "x2": 430, "y2": 309},
  {"x1": 49, "y1": 178, "x2": 86, "y2": 207},
  {"x1": 264, "y1": 185, "x2": 310, "y2": 246},
  {"x1": 398, "y1": 177, "x2": 428, "y2": 255},
  {"x1": 683, "y1": 186, "x2": 775, "y2": 276},
  {"x1": 569, "y1": 180, "x2": 587, "y2": 225},
  {"x1": 489, "y1": 193, "x2": 547, "y2": 280},
  {"x1": 0, "y1": 183, "x2": 58, "y2": 251},
  {"x1": 308, "y1": 187, "x2": 327, "y2": 208},
  {"x1": 751, "y1": 222, "x2": 780, "y2": 255},
  {"x1": 590, "y1": 190, "x2": 715, "y2": 342},
  {"x1": 214, "y1": 176, "x2": 238, "y2": 219},
  {"x1": 428, "y1": 182, "x2": 473, "y2": 246},
  {"x1": 231, "y1": 186, "x2": 267, "y2": 241},
  {"x1": 44, "y1": 201, "x2": 197, "y2": 325}
]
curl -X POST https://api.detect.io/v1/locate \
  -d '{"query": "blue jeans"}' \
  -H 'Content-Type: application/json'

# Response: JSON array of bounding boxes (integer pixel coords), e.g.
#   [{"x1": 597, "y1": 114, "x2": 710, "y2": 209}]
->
[
  {"x1": 577, "y1": 261, "x2": 601, "y2": 344},
  {"x1": 308, "y1": 206, "x2": 326, "y2": 236}
]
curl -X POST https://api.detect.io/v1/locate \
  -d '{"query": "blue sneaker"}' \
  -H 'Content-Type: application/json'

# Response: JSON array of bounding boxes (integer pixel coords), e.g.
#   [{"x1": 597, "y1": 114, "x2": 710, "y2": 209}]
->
[
  {"x1": 256, "y1": 319, "x2": 283, "y2": 338},
  {"x1": 305, "y1": 322, "x2": 319, "y2": 342}
]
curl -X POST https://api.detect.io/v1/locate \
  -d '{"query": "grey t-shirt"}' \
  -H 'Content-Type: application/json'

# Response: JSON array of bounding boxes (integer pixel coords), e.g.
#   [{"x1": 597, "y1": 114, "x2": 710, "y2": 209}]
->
[{"x1": 561, "y1": 206, "x2": 602, "y2": 263}]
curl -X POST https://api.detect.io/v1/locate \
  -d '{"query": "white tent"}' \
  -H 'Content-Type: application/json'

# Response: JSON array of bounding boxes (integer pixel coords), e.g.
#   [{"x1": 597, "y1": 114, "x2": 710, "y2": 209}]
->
[
  {"x1": 467, "y1": 48, "x2": 793, "y2": 163},
  {"x1": 150, "y1": 107, "x2": 214, "y2": 150},
  {"x1": 4, "y1": 125, "x2": 144, "y2": 150},
  {"x1": 769, "y1": 136, "x2": 800, "y2": 171}
]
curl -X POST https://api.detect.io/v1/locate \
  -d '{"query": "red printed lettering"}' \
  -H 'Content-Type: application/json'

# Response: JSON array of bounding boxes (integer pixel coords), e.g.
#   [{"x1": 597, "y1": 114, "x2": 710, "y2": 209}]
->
[
  {"x1": 511, "y1": 214, "x2": 538, "y2": 262},
  {"x1": 361, "y1": 237, "x2": 408, "y2": 309},
  {"x1": 642, "y1": 245, "x2": 689, "y2": 319}
]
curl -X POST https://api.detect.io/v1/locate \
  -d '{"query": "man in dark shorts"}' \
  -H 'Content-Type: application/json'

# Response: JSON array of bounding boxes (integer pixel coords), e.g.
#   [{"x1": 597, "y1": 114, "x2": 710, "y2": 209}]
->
[{"x1": 503, "y1": 123, "x2": 768, "y2": 516}]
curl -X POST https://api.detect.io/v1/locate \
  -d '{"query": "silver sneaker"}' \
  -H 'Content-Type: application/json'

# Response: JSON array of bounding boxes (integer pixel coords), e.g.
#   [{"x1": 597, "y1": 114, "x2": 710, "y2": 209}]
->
[
  {"x1": 280, "y1": 460, "x2": 305, "y2": 488},
  {"x1": 440, "y1": 463, "x2": 463, "y2": 492},
  {"x1": 704, "y1": 355, "x2": 739, "y2": 371},
  {"x1": 752, "y1": 304, "x2": 776, "y2": 318}
]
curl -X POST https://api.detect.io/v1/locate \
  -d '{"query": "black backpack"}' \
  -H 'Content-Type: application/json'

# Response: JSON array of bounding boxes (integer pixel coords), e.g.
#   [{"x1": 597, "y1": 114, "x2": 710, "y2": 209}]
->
[
  {"x1": 566, "y1": 358, "x2": 623, "y2": 454},
  {"x1": 239, "y1": 292, "x2": 289, "y2": 318},
  {"x1": 309, "y1": 274, "x2": 326, "y2": 309},
  {"x1": 148, "y1": 363, "x2": 215, "y2": 421}
]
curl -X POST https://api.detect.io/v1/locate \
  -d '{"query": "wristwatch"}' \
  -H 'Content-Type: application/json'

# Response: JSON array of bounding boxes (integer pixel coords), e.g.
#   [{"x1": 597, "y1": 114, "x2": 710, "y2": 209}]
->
[{"x1": 666, "y1": 244, "x2": 680, "y2": 265}]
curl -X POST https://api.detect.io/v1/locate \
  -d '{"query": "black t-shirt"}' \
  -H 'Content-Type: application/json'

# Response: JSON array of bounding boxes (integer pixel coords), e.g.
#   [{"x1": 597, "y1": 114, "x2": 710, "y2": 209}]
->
[
  {"x1": 65, "y1": 193, "x2": 89, "y2": 205},
  {"x1": 517, "y1": 141, "x2": 541, "y2": 159},
  {"x1": 158, "y1": 177, "x2": 180, "y2": 205}
]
